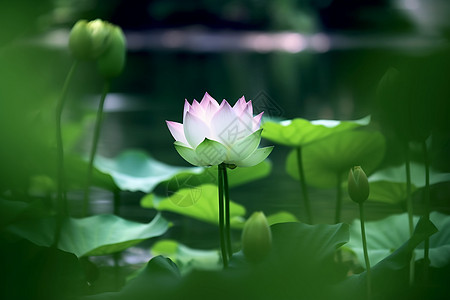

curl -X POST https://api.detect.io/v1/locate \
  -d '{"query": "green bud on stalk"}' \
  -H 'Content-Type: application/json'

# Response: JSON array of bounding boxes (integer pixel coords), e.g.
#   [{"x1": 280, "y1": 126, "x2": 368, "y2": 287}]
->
[
  {"x1": 69, "y1": 19, "x2": 126, "y2": 77},
  {"x1": 242, "y1": 211, "x2": 272, "y2": 263},
  {"x1": 97, "y1": 25, "x2": 126, "y2": 78},
  {"x1": 348, "y1": 166, "x2": 369, "y2": 204},
  {"x1": 69, "y1": 20, "x2": 92, "y2": 60},
  {"x1": 69, "y1": 19, "x2": 111, "y2": 60}
]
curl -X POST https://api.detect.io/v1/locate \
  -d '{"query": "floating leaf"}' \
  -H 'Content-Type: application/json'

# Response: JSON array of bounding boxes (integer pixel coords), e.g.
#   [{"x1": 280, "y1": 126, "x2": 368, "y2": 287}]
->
[
  {"x1": 286, "y1": 130, "x2": 386, "y2": 188},
  {"x1": 262, "y1": 116, "x2": 370, "y2": 147},
  {"x1": 346, "y1": 212, "x2": 449, "y2": 268},
  {"x1": 151, "y1": 239, "x2": 221, "y2": 274},
  {"x1": 94, "y1": 149, "x2": 203, "y2": 193},
  {"x1": 7, "y1": 214, "x2": 169, "y2": 257},
  {"x1": 141, "y1": 184, "x2": 246, "y2": 228}
]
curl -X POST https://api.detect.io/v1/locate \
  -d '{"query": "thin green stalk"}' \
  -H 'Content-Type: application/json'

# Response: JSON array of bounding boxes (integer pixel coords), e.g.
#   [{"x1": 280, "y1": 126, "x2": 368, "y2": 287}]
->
[
  {"x1": 359, "y1": 202, "x2": 372, "y2": 300},
  {"x1": 335, "y1": 172, "x2": 343, "y2": 224},
  {"x1": 218, "y1": 164, "x2": 228, "y2": 268},
  {"x1": 404, "y1": 142, "x2": 415, "y2": 285},
  {"x1": 56, "y1": 60, "x2": 78, "y2": 216},
  {"x1": 223, "y1": 165, "x2": 232, "y2": 259},
  {"x1": 82, "y1": 81, "x2": 110, "y2": 217},
  {"x1": 422, "y1": 140, "x2": 431, "y2": 282},
  {"x1": 296, "y1": 147, "x2": 313, "y2": 224},
  {"x1": 113, "y1": 189, "x2": 121, "y2": 288},
  {"x1": 53, "y1": 61, "x2": 78, "y2": 248}
]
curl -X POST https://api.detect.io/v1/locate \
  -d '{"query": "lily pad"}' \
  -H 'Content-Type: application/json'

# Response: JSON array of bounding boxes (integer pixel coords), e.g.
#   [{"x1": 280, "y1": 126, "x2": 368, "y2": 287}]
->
[
  {"x1": 141, "y1": 184, "x2": 246, "y2": 228},
  {"x1": 286, "y1": 130, "x2": 386, "y2": 188},
  {"x1": 7, "y1": 214, "x2": 169, "y2": 257},
  {"x1": 94, "y1": 150, "x2": 203, "y2": 193},
  {"x1": 346, "y1": 212, "x2": 450, "y2": 268},
  {"x1": 262, "y1": 115, "x2": 370, "y2": 147}
]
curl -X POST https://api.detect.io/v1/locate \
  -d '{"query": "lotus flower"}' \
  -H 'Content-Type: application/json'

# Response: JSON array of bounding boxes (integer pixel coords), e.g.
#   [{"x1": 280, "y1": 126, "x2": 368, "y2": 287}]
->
[{"x1": 166, "y1": 92, "x2": 273, "y2": 167}]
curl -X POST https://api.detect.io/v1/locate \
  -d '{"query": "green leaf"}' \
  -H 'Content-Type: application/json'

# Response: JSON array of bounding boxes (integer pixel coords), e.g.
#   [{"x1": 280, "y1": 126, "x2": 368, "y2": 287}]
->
[
  {"x1": 286, "y1": 130, "x2": 386, "y2": 188},
  {"x1": 346, "y1": 212, "x2": 449, "y2": 268},
  {"x1": 163, "y1": 160, "x2": 271, "y2": 194},
  {"x1": 151, "y1": 239, "x2": 221, "y2": 274},
  {"x1": 271, "y1": 222, "x2": 349, "y2": 264},
  {"x1": 266, "y1": 211, "x2": 299, "y2": 225},
  {"x1": 369, "y1": 161, "x2": 450, "y2": 188},
  {"x1": 94, "y1": 149, "x2": 203, "y2": 193},
  {"x1": 84, "y1": 256, "x2": 181, "y2": 300},
  {"x1": 262, "y1": 115, "x2": 370, "y2": 147},
  {"x1": 141, "y1": 184, "x2": 246, "y2": 228},
  {"x1": 364, "y1": 181, "x2": 413, "y2": 204},
  {"x1": 335, "y1": 215, "x2": 438, "y2": 300},
  {"x1": 341, "y1": 162, "x2": 450, "y2": 205},
  {"x1": 7, "y1": 214, "x2": 169, "y2": 257}
]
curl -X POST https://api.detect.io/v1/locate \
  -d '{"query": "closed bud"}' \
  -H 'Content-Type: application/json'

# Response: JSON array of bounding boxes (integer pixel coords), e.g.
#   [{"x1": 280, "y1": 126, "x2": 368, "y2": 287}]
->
[
  {"x1": 68, "y1": 20, "x2": 92, "y2": 60},
  {"x1": 86, "y1": 19, "x2": 112, "y2": 58},
  {"x1": 242, "y1": 211, "x2": 272, "y2": 263},
  {"x1": 97, "y1": 25, "x2": 126, "y2": 78},
  {"x1": 348, "y1": 166, "x2": 369, "y2": 204},
  {"x1": 68, "y1": 19, "x2": 114, "y2": 61}
]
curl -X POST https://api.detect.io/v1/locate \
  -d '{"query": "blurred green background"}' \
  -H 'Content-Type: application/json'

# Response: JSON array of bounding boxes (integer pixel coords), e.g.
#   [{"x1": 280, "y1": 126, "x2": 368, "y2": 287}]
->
[{"x1": 1, "y1": 0, "x2": 449, "y2": 228}]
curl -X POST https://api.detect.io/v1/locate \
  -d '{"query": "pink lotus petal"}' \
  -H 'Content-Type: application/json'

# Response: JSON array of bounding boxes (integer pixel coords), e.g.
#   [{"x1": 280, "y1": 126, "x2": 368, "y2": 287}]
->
[
  {"x1": 236, "y1": 109, "x2": 255, "y2": 139},
  {"x1": 184, "y1": 111, "x2": 211, "y2": 148},
  {"x1": 210, "y1": 100, "x2": 237, "y2": 145},
  {"x1": 191, "y1": 99, "x2": 203, "y2": 114},
  {"x1": 253, "y1": 112, "x2": 263, "y2": 131},
  {"x1": 200, "y1": 92, "x2": 218, "y2": 110},
  {"x1": 246, "y1": 100, "x2": 254, "y2": 116},
  {"x1": 205, "y1": 101, "x2": 220, "y2": 123},
  {"x1": 183, "y1": 99, "x2": 191, "y2": 122},
  {"x1": 166, "y1": 120, "x2": 189, "y2": 145},
  {"x1": 233, "y1": 96, "x2": 247, "y2": 115}
]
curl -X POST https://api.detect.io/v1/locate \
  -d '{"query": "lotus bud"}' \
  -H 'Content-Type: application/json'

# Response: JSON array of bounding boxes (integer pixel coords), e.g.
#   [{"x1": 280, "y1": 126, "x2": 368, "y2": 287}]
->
[
  {"x1": 242, "y1": 211, "x2": 272, "y2": 263},
  {"x1": 348, "y1": 166, "x2": 369, "y2": 204},
  {"x1": 97, "y1": 25, "x2": 126, "y2": 78},
  {"x1": 68, "y1": 20, "x2": 92, "y2": 60},
  {"x1": 69, "y1": 19, "x2": 115, "y2": 61}
]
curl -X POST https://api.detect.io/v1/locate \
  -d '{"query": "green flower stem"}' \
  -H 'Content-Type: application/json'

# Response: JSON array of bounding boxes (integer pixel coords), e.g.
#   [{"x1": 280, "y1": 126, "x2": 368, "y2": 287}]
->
[
  {"x1": 422, "y1": 140, "x2": 431, "y2": 282},
  {"x1": 335, "y1": 172, "x2": 343, "y2": 224},
  {"x1": 56, "y1": 61, "x2": 78, "y2": 215},
  {"x1": 82, "y1": 80, "x2": 111, "y2": 217},
  {"x1": 53, "y1": 60, "x2": 78, "y2": 248},
  {"x1": 223, "y1": 165, "x2": 232, "y2": 259},
  {"x1": 404, "y1": 142, "x2": 415, "y2": 285},
  {"x1": 218, "y1": 163, "x2": 228, "y2": 268},
  {"x1": 359, "y1": 202, "x2": 372, "y2": 300},
  {"x1": 113, "y1": 189, "x2": 121, "y2": 288},
  {"x1": 296, "y1": 147, "x2": 313, "y2": 224}
]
